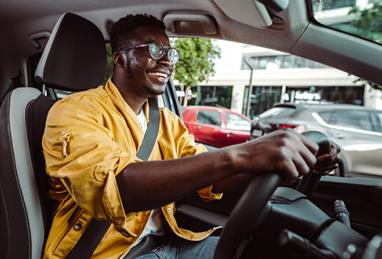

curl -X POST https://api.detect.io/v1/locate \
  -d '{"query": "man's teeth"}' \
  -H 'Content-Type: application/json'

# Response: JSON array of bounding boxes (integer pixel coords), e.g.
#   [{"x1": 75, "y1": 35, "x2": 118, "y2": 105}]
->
[{"x1": 149, "y1": 72, "x2": 167, "y2": 78}]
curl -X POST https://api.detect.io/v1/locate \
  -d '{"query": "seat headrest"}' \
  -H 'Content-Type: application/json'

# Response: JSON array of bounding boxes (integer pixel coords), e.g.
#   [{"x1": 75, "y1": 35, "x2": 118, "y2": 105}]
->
[{"x1": 35, "y1": 13, "x2": 107, "y2": 91}]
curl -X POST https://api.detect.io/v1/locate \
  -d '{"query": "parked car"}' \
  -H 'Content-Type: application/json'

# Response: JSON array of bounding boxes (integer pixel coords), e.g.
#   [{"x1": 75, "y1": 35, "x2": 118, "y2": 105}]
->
[
  {"x1": 1, "y1": 1, "x2": 382, "y2": 259},
  {"x1": 182, "y1": 106, "x2": 251, "y2": 147},
  {"x1": 251, "y1": 103, "x2": 382, "y2": 177}
]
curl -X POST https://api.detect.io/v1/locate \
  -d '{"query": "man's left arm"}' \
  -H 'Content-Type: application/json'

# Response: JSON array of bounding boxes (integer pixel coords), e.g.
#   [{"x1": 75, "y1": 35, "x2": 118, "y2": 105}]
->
[{"x1": 173, "y1": 115, "x2": 224, "y2": 201}]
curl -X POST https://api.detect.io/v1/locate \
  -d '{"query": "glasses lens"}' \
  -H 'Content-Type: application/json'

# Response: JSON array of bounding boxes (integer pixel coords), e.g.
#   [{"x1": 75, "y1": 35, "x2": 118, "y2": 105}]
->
[
  {"x1": 167, "y1": 49, "x2": 179, "y2": 65},
  {"x1": 148, "y1": 43, "x2": 179, "y2": 64},
  {"x1": 148, "y1": 43, "x2": 163, "y2": 60}
]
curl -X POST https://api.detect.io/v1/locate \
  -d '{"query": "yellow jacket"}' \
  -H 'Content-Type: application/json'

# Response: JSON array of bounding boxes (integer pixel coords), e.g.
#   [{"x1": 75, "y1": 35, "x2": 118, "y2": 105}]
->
[{"x1": 42, "y1": 80, "x2": 222, "y2": 258}]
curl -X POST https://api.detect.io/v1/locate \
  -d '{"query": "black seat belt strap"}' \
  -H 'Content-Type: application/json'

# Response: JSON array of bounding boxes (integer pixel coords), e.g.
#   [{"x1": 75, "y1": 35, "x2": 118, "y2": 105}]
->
[{"x1": 67, "y1": 97, "x2": 160, "y2": 259}]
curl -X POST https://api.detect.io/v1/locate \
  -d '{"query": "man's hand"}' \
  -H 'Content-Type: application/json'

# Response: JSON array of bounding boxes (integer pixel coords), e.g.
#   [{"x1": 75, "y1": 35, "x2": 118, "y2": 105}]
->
[
  {"x1": 313, "y1": 141, "x2": 341, "y2": 175},
  {"x1": 226, "y1": 129, "x2": 319, "y2": 183}
]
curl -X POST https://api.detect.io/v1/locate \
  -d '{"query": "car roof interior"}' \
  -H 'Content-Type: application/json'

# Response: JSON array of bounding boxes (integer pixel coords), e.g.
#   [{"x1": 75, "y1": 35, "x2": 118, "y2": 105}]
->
[
  {"x1": 0, "y1": 0, "x2": 381, "y2": 101},
  {"x1": 1, "y1": 1, "x2": 382, "y2": 259}
]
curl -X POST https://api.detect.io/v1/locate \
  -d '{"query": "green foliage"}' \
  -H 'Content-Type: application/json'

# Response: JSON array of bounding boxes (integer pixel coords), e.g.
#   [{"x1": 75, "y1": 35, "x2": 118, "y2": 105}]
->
[
  {"x1": 350, "y1": 3, "x2": 382, "y2": 90},
  {"x1": 104, "y1": 39, "x2": 221, "y2": 88},
  {"x1": 174, "y1": 38, "x2": 220, "y2": 88},
  {"x1": 350, "y1": 3, "x2": 382, "y2": 43},
  {"x1": 354, "y1": 77, "x2": 382, "y2": 91}
]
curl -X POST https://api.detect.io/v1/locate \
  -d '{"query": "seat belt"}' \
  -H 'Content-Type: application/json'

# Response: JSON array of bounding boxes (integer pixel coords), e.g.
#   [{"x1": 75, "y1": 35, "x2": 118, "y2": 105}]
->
[{"x1": 66, "y1": 97, "x2": 160, "y2": 259}]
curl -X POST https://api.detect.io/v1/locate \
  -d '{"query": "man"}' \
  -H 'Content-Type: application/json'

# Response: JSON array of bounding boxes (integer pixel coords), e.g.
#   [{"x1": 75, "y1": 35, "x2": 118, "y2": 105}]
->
[{"x1": 42, "y1": 14, "x2": 339, "y2": 258}]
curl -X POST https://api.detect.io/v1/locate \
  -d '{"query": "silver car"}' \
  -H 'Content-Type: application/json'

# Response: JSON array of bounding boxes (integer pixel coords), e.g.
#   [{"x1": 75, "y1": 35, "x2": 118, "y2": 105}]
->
[{"x1": 251, "y1": 103, "x2": 382, "y2": 178}]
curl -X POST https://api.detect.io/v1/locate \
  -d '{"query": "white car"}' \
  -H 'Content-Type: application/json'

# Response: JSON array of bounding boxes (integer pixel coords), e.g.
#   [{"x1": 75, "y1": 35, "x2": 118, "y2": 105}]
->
[{"x1": 251, "y1": 102, "x2": 382, "y2": 177}]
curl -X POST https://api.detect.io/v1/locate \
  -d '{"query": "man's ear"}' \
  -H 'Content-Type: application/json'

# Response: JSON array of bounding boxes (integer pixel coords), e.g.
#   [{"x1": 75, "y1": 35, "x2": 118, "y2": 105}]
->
[{"x1": 113, "y1": 52, "x2": 126, "y2": 67}]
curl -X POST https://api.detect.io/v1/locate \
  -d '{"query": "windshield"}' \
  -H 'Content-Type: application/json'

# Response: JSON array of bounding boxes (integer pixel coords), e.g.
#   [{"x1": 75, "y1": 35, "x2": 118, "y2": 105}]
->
[{"x1": 310, "y1": 0, "x2": 382, "y2": 45}]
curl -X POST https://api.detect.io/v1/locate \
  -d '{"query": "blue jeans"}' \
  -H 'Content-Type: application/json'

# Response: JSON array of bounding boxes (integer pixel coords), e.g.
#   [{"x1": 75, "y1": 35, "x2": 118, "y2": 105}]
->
[{"x1": 135, "y1": 235, "x2": 219, "y2": 259}]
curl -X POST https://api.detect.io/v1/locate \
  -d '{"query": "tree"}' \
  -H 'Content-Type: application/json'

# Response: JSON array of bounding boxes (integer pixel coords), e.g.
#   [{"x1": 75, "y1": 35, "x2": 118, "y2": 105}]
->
[
  {"x1": 354, "y1": 77, "x2": 382, "y2": 91},
  {"x1": 349, "y1": 2, "x2": 382, "y2": 44},
  {"x1": 174, "y1": 38, "x2": 220, "y2": 107},
  {"x1": 350, "y1": 2, "x2": 382, "y2": 90}
]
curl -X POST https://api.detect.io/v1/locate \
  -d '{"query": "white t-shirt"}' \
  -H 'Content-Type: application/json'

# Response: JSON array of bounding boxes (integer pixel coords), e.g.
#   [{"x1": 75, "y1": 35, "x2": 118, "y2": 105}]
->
[{"x1": 133, "y1": 109, "x2": 166, "y2": 246}]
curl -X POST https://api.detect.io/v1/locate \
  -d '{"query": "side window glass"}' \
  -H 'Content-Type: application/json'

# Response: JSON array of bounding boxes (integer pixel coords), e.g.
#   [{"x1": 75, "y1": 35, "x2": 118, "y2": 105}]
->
[
  {"x1": 226, "y1": 113, "x2": 250, "y2": 131},
  {"x1": 196, "y1": 110, "x2": 221, "y2": 127},
  {"x1": 54, "y1": 89, "x2": 73, "y2": 99},
  {"x1": 331, "y1": 110, "x2": 373, "y2": 131}
]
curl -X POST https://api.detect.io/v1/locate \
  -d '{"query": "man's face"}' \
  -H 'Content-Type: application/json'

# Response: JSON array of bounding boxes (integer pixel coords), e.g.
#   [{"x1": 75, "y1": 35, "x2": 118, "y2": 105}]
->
[{"x1": 120, "y1": 26, "x2": 173, "y2": 97}]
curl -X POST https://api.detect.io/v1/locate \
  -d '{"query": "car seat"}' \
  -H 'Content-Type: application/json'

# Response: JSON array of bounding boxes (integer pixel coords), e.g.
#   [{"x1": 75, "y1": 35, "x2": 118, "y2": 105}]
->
[{"x1": 0, "y1": 12, "x2": 106, "y2": 259}]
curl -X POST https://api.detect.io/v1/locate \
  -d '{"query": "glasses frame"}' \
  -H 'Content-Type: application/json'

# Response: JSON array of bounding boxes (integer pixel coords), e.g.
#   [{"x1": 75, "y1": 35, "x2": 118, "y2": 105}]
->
[{"x1": 117, "y1": 42, "x2": 179, "y2": 65}]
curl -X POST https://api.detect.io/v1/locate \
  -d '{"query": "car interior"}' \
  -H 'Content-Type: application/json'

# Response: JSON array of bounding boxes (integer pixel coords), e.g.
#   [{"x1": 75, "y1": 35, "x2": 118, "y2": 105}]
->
[{"x1": 0, "y1": 0, "x2": 382, "y2": 259}]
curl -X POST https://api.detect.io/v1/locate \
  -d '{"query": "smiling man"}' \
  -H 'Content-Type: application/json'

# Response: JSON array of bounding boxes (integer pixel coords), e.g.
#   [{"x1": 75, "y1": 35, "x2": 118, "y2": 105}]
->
[{"x1": 42, "y1": 14, "x2": 339, "y2": 259}]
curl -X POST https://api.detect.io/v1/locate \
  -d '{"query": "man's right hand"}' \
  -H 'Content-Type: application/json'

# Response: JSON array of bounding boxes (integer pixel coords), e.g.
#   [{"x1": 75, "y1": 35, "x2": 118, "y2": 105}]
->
[
  {"x1": 225, "y1": 129, "x2": 319, "y2": 183},
  {"x1": 118, "y1": 129, "x2": 319, "y2": 211}
]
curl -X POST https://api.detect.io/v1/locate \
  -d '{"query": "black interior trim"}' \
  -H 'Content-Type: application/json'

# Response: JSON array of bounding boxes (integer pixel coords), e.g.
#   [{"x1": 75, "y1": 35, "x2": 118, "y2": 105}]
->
[
  {"x1": 312, "y1": 176, "x2": 382, "y2": 238},
  {"x1": 26, "y1": 94, "x2": 56, "y2": 239},
  {"x1": 0, "y1": 93, "x2": 31, "y2": 259}
]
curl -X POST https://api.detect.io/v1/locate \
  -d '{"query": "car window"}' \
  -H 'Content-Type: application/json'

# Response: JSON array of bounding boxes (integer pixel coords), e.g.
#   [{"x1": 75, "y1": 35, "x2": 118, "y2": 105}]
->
[
  {"x1": 317, "y1": 111, "x2": 332, "y2": 122},
  {"x1": 175, "y1": 36, "x2": 382, "y2": 179},
  {"x1": 259, "y1": 107, "x2": 296, "y2": 119},
  {"x1": 311, "y1": 0, "x2": 382, "y2": 45},
  {"x1": 331, "y1": 110, "x2": 373, "y2": 131},
  {"x1": 55, "y1": 89, "x2": 73, "y2": 99},
  {"x1": 226, "y1": 113, "x2": 250, "y2": 131},
  {"x1": 196, "y1": 110, "x2": 221, "y2": 127},
  {"x1": 372, "y1": 111, "x2": 382, "y2": 132}
]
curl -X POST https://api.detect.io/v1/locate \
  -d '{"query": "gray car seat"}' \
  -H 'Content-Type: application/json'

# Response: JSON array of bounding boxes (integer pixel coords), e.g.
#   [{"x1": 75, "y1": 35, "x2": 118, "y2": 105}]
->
[{"x1": 0, "y1": 12, "x2": 106, "y2": 259}]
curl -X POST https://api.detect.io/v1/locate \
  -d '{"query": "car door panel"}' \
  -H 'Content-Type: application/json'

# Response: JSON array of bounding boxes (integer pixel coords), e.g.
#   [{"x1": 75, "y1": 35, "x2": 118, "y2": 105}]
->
[
  {"x1": 311, "y1": 176, "x2": 382, "y2": 238},
  {"x1": 194, "y1": 124, "x2": 225, "y2": 147}
]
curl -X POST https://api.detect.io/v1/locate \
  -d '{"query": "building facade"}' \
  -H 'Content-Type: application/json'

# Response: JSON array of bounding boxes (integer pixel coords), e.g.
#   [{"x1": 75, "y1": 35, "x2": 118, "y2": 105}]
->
[{"x1": 180, "y1": 0, "x2": 381, "y2": 118}]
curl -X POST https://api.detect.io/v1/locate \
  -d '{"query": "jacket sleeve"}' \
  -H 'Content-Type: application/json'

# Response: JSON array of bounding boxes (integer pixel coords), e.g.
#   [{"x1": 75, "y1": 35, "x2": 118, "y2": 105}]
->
[{"x1": 42, "y1": 97, "x2": 133, "y2": 225}]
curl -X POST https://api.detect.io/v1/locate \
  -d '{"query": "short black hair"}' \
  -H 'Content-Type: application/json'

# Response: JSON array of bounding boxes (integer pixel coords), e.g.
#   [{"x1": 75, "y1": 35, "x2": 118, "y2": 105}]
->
[{"x1": 110, "y1": 14, "x2": 166, "y2": 53}]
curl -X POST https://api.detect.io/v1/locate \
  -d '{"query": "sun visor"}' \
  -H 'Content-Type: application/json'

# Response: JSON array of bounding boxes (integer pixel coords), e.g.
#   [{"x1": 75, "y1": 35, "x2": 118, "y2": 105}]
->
[
  {"x1": 212, "y1": 0, "x2": 273, "y2": 28},
  {"x1": 163, "y1": 13, "x2": 218, "y2": 36}
]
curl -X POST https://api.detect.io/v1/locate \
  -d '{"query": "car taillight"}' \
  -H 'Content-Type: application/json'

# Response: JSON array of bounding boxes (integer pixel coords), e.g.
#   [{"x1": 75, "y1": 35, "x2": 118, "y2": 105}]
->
[
  {"x1": 275, "y1": 124, "x2": 306, "y2": 134},
  {"x1": 278, "y1": 123, "x2": 296, "y2": 129}
]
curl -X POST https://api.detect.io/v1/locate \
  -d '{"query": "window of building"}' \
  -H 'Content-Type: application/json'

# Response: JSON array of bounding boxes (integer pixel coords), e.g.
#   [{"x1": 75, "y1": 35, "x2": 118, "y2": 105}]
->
[
  {"x1": 243, "y1": 85, "x2": 282, "y2": 117},
  {"x1": 191, "y1": 85, "x2": 233, "y2": 108}
]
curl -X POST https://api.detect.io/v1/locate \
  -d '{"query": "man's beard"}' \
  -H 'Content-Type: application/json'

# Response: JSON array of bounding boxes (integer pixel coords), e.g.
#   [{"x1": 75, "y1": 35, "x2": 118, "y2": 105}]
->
[
  {"x1": 143, "y1": 83, "x2": 166, "y2": 96},
  {"x1": 126, "y1": 61, "x2": 166, "y2": 96}
]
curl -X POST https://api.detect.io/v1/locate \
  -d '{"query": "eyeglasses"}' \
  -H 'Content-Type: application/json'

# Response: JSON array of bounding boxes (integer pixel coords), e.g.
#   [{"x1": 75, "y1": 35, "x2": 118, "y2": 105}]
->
[{"x1": 118, "y1": 42, "x2": 179, "y2": 65}]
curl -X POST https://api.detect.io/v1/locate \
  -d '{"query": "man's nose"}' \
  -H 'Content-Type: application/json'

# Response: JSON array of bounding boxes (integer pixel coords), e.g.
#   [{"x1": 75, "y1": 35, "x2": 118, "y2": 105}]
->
[
  {"x1": 157, "y1": 58, "x2": 173, "y2": 71},
  {"x1": 158, "y1": 55, "x2": 171, "y2": 66}
]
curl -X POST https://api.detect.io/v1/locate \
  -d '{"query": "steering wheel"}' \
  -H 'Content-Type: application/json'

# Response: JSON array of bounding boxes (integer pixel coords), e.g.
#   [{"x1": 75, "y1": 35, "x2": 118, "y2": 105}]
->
[{"x1": 213, "y1": 131, "x2": 329, "y2": 259}]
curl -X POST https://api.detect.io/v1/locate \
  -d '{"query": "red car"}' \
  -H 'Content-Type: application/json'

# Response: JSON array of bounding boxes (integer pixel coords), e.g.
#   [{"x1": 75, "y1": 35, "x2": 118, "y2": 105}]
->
[{"x1": 182, "y1": 106, "x2": 251, "y2": 147}]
